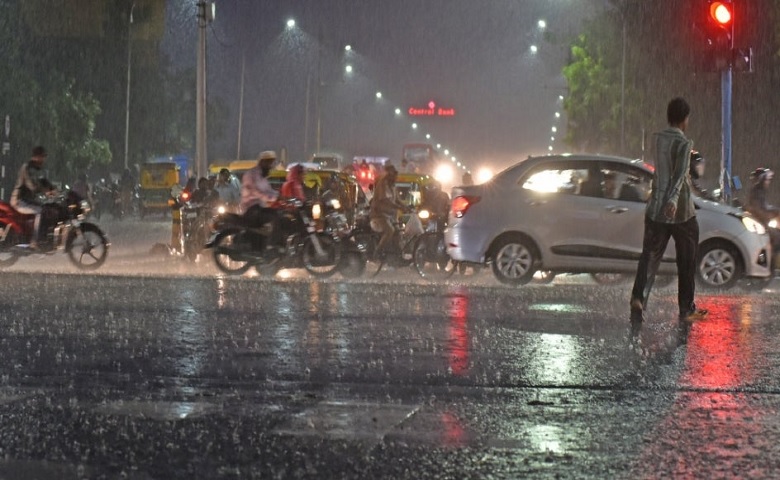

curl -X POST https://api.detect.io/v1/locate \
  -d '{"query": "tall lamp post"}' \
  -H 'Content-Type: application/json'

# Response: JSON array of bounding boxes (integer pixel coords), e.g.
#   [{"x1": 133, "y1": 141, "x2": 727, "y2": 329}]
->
[
  {"x1": 123, "y1": 2, "x2": 135, "y2": 170},
  {"x1": 196, "y1": 2, "x2": 214, "y2": 178}
]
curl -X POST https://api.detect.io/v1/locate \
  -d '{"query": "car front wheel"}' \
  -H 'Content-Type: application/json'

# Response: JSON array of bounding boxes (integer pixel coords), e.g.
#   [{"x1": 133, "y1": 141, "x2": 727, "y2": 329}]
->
[
  {"x1": 491, "y1": 236, "x2": 537, "y2": 285},
  {"x1": 697, "y1": 241, "x2": 742, "y2": 290}
]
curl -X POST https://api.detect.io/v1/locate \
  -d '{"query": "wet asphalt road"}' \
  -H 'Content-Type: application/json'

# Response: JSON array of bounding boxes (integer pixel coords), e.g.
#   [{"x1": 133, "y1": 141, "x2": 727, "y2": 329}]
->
[{"x1": 1, "y1": 217, "x2": 780, "y2": 479}]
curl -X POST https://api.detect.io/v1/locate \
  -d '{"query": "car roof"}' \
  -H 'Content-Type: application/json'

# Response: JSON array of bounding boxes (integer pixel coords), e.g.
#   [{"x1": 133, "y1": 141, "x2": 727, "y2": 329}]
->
[{"x1": 496, "y1": 154, "x2": 651, "y2": 180}]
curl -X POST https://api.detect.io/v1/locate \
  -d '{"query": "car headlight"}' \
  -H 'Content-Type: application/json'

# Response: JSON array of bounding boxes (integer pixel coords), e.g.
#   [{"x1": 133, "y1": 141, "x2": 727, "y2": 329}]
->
[
  {"x1": 742, "y1": 216, "x2": 767, "y2": 235},
  {"x1": 418, "y1": 209, "x2": 431, "y2": 220}
]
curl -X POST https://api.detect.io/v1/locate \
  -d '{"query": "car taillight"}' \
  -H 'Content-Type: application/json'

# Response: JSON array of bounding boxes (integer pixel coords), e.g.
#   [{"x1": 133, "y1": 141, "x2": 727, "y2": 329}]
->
[{"x1": 451, "y1": 195, "x2": 480, "y2": 218}]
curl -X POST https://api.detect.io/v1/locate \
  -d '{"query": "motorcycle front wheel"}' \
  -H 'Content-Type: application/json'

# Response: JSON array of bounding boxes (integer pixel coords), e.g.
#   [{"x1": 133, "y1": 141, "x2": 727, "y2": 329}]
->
[
  {"x1": 0, "y1": 222, "x2": 21, "y2": 268},
  {"x1": 212, "y1": 231, "x2": 252, "y2": 275},
  {"x1": 302, "y1": 233, "x2": 341, "y2": 278},
  {"x1": 66, "y1": 224, "x2": 109, "y2": 270}
]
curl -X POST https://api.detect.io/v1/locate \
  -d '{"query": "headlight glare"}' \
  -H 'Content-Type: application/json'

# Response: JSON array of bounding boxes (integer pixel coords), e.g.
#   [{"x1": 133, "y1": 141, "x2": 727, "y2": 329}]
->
[{"x1": 742, "y1": 216, "x2": 767, "y2": 235}]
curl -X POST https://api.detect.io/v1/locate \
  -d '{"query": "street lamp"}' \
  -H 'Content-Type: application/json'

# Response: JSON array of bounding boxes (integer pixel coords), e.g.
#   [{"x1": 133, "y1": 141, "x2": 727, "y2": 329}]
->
[{"x1": 123, "y1": 2, "x2": 136, "y2": 170}]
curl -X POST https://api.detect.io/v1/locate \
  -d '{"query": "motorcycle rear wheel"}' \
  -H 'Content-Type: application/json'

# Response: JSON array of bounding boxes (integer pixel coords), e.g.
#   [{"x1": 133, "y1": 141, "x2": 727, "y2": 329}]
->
[
  {"x1": 212, "y1": 232, "x2": 252, "y2": 275},
  {"x1": 302, "y1": 234, "x2": 341, "y2": 278},
  {"x1": 66, "y1": 224, "x2": 109, "y2": 270}
]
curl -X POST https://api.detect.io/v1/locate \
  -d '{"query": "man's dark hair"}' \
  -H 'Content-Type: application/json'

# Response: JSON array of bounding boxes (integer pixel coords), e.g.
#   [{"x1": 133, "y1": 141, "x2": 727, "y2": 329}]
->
[{"x1": 667, "y1": 97, "x2": 690, "y2": 125}]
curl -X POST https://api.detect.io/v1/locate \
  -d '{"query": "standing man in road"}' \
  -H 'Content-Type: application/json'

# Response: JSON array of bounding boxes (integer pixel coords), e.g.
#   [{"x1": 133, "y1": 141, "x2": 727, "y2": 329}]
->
[{"x1": 629, "y1": 97, "x2": 707, "y2": 323}]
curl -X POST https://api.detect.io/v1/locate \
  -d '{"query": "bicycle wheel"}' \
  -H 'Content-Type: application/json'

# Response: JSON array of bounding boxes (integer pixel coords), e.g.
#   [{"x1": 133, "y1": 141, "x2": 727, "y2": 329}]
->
[{"x1": 413, "y1": 232, "x2": 456, "y2": 281}]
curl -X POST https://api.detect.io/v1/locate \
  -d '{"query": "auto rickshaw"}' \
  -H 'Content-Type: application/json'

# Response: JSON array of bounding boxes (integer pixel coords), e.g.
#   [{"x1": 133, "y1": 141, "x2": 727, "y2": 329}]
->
[
  {"x1": 394, "y1": 172, "x2": 436, "y2": 210},
  {"x1": 139, "y1": 161, "x2": 180, "y2": 218}
]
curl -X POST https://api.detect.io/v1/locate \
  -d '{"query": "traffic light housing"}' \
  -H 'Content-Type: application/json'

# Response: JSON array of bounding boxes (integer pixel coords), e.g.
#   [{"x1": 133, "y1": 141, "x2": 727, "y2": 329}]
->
[{"x1": 705, "y1": 1, "x2": 734, "y2": 70}]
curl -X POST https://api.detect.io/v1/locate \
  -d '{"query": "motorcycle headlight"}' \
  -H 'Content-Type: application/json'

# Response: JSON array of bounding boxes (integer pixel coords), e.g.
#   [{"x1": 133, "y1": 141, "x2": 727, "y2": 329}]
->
[
  {"x1": 217, "y1": 205, "x2": 226, "y2": 215},
  {"x1": 312, "y1": 203, "x2": 322, "y2": 220},
  {"x1": 742, "y1": 216, "x2": 767, "y2": 235},
  {"x1": 418, "y1": 209, "x2": 431, "y2": 220},
  {"x1": 330, "y1": 199, "x2": 341, "y2": 210},
  {"x1": 769, "y1": 218, "x2": 778, "y2": 229},
  {"x1": 80, "y1": 200, "x2": 91, "y2": 215}
]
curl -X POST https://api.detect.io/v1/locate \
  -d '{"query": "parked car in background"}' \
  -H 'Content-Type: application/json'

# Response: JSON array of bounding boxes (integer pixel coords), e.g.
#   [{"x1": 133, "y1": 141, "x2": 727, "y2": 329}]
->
[{"x1": 445, "y1": 154, "x2": 772, "y2": 290}]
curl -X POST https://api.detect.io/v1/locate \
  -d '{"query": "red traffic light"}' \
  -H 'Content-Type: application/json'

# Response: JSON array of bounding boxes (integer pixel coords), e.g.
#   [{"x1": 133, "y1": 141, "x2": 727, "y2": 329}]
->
[{"x1": 709, "y1": 1, "x2": 733, "y2": 27}]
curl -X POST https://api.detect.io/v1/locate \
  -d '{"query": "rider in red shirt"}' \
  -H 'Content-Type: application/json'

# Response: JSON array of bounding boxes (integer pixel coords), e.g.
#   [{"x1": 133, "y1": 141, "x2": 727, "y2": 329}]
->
[{"x1": 281, "y1": 164, "x2": 306, "y2": 202}]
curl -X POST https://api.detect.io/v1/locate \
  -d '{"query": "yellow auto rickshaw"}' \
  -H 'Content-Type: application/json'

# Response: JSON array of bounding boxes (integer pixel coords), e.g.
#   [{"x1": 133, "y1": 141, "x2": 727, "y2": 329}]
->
[{"x1": 139, "y1": 161, "x2": 180, "y2": 218}]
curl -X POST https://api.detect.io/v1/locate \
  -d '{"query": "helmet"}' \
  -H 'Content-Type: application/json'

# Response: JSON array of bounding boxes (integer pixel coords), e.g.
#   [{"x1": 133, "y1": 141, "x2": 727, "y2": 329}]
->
[
  {"x1": 689, "y1": 151, "x2": 704, "y2": 179},
  {"x1": 750, "y1": 167, "x2": 774, "y2": 184}
]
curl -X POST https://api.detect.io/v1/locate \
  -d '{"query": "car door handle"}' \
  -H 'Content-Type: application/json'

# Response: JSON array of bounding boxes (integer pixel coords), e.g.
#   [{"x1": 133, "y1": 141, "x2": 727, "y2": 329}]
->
[{"x1": 606, "y1": 206, "x2": 628, "y2": 214}]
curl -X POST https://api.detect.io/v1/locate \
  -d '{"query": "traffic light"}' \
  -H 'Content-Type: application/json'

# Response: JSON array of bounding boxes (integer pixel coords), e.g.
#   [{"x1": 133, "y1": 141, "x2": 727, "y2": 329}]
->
[{"x1": 705, "y1": 0, "x2": 734, "y2": 70}]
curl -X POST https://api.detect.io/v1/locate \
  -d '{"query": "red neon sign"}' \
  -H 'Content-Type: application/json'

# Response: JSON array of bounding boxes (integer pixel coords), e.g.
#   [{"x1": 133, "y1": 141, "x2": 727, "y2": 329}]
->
[{"x1": 408, "y1": 100, "x2": 456, "y2": 117}]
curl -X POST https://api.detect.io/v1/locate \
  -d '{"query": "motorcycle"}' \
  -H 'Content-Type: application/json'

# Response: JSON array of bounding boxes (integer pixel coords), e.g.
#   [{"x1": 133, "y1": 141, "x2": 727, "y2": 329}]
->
[
  {"x1": 173, "y1": 190, "x2": 211, "y2": 261},
  {"x1": 313, "y1": 196, "x2": 366, "y2": 279},
  {"x1": 205, "y1": 198, "x2": 342, "y2": 278},
  {"x1": 0, "y1": 190, "x2": 110, "y2": 270}
]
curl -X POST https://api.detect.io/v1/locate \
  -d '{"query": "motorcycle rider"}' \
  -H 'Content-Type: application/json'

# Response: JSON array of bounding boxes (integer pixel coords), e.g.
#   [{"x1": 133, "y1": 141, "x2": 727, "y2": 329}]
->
[
  {"x1": 369, "y1": 164, "x2": 408, "y2": 259},
  {"x1": 191, "y1": 176, "x2": 219, "y2": 207},
  {"x1": 214, "y1": 168, "x2": 241, "y2": 209},
  {"x1": 281, "y1": 164, "x2": 306, "y2": 202},
  {"x1": 745, "y1": 167, "x2": 780, "y2": 264},
  {"x1": 10, "y1": 146, "x2": 56, "y2": 249},
  {"x1": 240, "y1": 150, "x2": 281, "y2": 254},
  {"x1": 420, "y1": 181, "x2": 450, "y2": 230},
  {"x1": 689, "y1": 150, "x2": 710, "y2": 199},
  {"x1": 72, "y1": 172, "x2": 92, "y2": 206}
]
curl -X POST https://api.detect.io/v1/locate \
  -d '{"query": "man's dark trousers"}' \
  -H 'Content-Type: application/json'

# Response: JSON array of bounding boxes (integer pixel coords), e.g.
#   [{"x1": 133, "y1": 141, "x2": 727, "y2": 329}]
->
[{"x1": 631, "y1": 216, "x2": 699, "y2": 315}]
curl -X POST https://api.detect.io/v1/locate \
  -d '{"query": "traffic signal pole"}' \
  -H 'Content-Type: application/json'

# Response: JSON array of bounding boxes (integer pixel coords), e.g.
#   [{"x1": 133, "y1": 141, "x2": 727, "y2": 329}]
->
[{"x1": 721, "y1": 66, "x2": 733, "y2": 202}]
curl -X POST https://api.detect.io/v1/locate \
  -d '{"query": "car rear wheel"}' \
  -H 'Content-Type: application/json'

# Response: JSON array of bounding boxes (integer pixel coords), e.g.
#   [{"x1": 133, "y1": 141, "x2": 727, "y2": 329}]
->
[
  {"x1": 491, "y1": 236, "x2": 537, "y2": 285},
  {"x1": 697, "y1": 241, "x2": 742, "y2": 290}
]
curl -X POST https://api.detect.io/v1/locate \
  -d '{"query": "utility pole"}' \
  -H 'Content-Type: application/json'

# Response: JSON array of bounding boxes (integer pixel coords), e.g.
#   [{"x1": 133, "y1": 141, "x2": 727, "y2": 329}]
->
[
  {"x1": 236, "y1": 50, "x2": 245, "y2": 161},
  {"x1": 124, "y1": 2, "x2": 135, "y2": 170},
  {"x1": 196, "y1": 2, "x2": 214, "y2": 179}
]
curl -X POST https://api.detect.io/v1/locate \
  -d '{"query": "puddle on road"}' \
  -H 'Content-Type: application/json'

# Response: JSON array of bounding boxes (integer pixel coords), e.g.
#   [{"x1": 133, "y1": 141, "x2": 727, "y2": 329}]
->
[
  {"x1": 94, "y1": 400, "x2": 221, "y2": 421},
  {"x1": 273, "y1": 400, "x2": 419, "y2": 440}
]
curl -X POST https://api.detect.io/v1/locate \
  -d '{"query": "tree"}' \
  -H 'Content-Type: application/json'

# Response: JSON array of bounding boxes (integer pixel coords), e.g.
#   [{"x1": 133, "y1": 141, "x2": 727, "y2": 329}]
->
[{"x1": 0, "y1": 0, "x2": 112, "y2": 185}]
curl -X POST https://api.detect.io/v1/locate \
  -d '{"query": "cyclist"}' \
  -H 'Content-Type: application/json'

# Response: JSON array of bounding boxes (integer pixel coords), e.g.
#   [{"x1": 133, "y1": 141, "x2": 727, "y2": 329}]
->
[{"x1": 369, "y1": 164, "x2": 408, "y2": 259}]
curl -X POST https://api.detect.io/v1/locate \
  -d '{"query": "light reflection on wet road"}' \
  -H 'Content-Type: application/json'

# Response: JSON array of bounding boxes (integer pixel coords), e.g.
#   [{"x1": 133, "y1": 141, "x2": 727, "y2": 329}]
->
[{"x1": 1, "y1": 219, "x2": 780, "y2": 478}]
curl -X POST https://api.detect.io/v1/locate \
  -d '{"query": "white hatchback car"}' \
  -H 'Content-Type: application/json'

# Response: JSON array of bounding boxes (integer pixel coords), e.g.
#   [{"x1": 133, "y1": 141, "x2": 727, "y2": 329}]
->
[{"x1": 445, "y1": 154, "x2": 771, "y2": 289}]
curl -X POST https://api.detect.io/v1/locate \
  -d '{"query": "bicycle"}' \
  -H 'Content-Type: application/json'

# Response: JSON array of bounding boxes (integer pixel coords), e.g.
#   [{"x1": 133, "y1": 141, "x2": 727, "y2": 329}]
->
[{"x1": 411, "y1": 211, "x2": 456, "y2": 281}]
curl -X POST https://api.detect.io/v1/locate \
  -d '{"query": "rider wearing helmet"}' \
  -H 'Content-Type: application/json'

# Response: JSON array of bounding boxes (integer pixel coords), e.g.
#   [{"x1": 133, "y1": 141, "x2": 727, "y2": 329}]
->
[
  {"x1": 689, "y1": 150, "x2": 709, "y2": 199},
  {"x1": 746, "y1": 167, "x2": 779, "y2": 225},
  {"x1": 746, "y1": 167, "x2": 780, "y2": 266}
]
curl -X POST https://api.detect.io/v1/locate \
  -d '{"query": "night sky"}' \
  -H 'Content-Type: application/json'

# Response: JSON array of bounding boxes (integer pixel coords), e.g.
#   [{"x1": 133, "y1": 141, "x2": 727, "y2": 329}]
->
[{"x1": 185, "y1": 0, "x2": 596, "y2": 172}]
